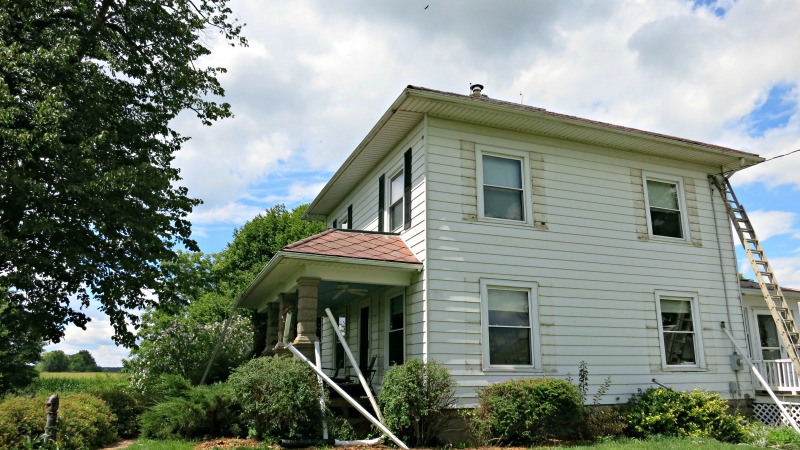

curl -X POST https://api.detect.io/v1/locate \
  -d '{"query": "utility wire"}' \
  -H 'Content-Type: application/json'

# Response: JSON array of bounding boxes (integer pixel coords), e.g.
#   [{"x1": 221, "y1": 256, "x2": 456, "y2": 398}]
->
[{"x1": 722, "y1": 147, "x2": 800, "y2": 176}]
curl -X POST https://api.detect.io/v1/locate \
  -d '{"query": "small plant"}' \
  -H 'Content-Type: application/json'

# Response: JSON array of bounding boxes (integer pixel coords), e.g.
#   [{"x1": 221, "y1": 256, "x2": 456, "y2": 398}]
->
[
  {"x1": 471, "y1": 377, "x2": 583, "y2": 445},
  {"x1": 377, "y1": 359, "x2": 456, "y2": 446},
  {"x1": 228, "y1": 355, "x2": 325, "y2": 440},
  {"x1": 624, "y1": 387, "x2": 745, "y2": 443},
  {"x1": 567, "y1": 361, "x2": 623, "y2": 441}
]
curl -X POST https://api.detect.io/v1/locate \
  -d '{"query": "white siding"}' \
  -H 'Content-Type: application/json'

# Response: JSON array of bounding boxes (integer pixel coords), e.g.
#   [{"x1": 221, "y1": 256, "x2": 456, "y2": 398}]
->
[
  {"x1": 424, "y1": 117, "x2": 751, "y2": 405},
  {"x1": 319, "y1": 121, "x2": 428, "y2": 384}
]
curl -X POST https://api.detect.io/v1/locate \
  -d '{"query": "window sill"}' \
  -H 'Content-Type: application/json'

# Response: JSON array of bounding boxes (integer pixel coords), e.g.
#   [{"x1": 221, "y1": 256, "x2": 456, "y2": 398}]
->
[
  {"x1": 646, "y1": 234, "x2": 693, "y2": 245},
  {"x1": 482, "y1": 366, "x2": 542, "y2": 374},
  {"x1": 659, "y1": 365, "x2": 707, "y2": 372},
  {"x1": 476, "y1": 216, "x2": 535, "y2": 229}
]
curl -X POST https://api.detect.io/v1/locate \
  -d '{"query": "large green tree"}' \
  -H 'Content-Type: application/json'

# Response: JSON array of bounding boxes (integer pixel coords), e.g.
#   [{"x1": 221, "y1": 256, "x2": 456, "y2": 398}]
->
[
  {"x1": 125, "y1": 204, "x2": 326, "y2": 386},
  {"x1": 38, "y1": 350, "x2": 70, "y2": 372},
  {"x1": 0, "y1": 0, "x2": 246, "y2": 360}
]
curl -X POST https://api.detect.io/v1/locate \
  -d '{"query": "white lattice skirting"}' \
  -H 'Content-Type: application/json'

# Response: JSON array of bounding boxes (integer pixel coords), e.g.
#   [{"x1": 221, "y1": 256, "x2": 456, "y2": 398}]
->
[{"x1": 754, "y1": 403, "x2": 800, "y2": 425}]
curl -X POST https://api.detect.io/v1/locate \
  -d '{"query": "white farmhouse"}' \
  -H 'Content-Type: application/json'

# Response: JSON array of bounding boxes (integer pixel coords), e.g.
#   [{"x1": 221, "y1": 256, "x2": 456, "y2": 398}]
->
[{"x1": 239, "y1": 85, "x2": 795, "y2": 414}]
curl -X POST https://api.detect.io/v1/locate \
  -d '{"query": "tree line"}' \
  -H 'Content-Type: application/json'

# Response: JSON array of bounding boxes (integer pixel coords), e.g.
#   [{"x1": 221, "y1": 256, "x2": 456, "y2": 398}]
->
[{"x1": 38, "y1": 350, "x2": 102, "y2": 373}]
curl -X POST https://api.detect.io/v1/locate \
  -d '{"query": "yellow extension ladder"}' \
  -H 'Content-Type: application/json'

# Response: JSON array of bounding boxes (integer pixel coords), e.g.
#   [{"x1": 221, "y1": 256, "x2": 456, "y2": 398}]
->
[{"x1": 711, "y1": 175, "x2": 800, "y2": 379}]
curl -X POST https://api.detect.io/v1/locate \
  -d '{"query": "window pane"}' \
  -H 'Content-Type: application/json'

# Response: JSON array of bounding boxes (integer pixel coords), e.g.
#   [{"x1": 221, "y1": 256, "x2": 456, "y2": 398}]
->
[
  {"x1": 390, "y1": 295, "x2": 403, "y2": 331},
  {"x1": 484, "y1": 186, "x2": 523, "y2": 221},
  {"x1": 650, "y1": 209, "x2": 683, "y2": 238},
  {"x1": 390, "y1": 172, "x2": 404, "y2": 203},
  {"x1": 484, "y1": 155, "x2": 522, "y2": 188},
  {"x1": 663, "y1": 332, "x2": 695, "y2": 365},
  {"x1": 390, "y1": 202, "x2": 403, "y2": 230},
  {"x1": 489, "y1": 327, "x2": 531, "y2": 365},
  {"x1": 758, "y1": 314, "x2": 780, "y2": 349},
  {"x1": 389, "y1": 330, "x2": 404, "y2": 365},
  {"x1": 488, "y1": 289, "x2": 529, "y2": 326},
  {"x1": 661, "y1": 299, "x2": 693, "y2": 332},
  {"x1": 647, "y1": 180, "x2": 679, "y2": 210}
]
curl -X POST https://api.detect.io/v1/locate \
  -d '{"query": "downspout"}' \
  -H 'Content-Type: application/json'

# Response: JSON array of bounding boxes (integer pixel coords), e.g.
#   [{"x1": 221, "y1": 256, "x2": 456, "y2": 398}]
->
[
  {"x1": 709, "y1": 175, "x2": 742, "y2": 396},
  {"x1": 422, "y1": 112, "x2": 429, "y2": 363}
]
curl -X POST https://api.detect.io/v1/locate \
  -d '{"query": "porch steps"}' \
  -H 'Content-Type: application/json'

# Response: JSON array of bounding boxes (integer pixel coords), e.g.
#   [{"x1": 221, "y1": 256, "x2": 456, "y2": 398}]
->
[{"x1": 711, "y1": 175, "x2": 800, "y2": 380}]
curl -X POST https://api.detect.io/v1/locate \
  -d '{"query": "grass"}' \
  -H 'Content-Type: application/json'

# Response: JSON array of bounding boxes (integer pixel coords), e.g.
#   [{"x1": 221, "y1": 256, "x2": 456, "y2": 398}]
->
[
  {"x1": 10, "y1": 372, "x2": 130, "y2": 397},
  {"x1": 127, "y1": 439, "x2": 198, "y2": 450},
  {"x1": 529, "y1": 436, "x2": 765, "y2": 449},
  {"x1": 39, "y1": 371, "x2": 126, "y2": 379}
]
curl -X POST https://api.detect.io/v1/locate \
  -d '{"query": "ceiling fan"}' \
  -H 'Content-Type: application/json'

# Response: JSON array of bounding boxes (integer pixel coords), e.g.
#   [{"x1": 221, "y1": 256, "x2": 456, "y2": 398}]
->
[{"x1": 332, "y1": 284, "x2": 369, "y2": 300}]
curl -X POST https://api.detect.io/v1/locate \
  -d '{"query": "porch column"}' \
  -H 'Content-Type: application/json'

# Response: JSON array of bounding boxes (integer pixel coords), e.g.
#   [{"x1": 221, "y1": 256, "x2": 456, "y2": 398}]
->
[
  {"x1": 293, "y1": 277, "x2": 320, "y2": 362},
  {"x1": 261, "y1": 302, "x2": 279, "y2": 356},
  {"x1": 272, "y1": 292, "x2": 297, "y2": 355},
  {"x1": 251, "y1": 310, "x2": 269, "y2": 358}
]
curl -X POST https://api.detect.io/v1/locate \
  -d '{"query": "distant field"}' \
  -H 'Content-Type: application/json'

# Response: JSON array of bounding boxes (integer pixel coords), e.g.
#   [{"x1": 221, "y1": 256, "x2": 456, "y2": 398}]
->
[{"x1": 39, "y1": 372, "x2": 126, "y2": 379}]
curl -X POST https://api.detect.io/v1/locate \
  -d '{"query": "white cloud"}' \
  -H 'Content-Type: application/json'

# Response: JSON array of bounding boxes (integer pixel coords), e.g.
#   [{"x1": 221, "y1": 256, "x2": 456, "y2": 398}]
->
[
  {"x1": 44, "y1": 319, "x2": 131, "y2": 367},
  {"x1": 746, "y1": 210, "x2": 798, "y2": 241},
  {"x1": 188, "y1": 202, "x2": 266, "y2": 225}
]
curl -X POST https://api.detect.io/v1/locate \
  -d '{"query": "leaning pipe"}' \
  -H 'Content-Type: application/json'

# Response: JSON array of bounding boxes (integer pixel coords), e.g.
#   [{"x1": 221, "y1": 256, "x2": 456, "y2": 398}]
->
[
  {"x1": 324, "y1": 307, "x2": 385, "y2": 425},
  {"x1": 284, "y1": 343, "x2": 409, "y2": 449}
]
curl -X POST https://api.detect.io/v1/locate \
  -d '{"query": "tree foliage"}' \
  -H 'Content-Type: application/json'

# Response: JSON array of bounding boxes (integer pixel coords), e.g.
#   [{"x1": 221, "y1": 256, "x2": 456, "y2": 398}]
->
[
  {"x1": 68, "y1": 349, "x2": 102, "y2": 372},
  {"x1": 215, "y1": 204, "x2": 326, "y2": 292},
  {"x1": 0, "y1": 0, "x2": 246, "y2": 351},
  {"x1": 125, "y1": 291, "x2": 252, "y2": 387},
  {"x1": 38, "y1": 350, "x2": 70, "y2": 372},
  {"x1": 0, "y1": 306, "x2": 41, "y2": 393}
]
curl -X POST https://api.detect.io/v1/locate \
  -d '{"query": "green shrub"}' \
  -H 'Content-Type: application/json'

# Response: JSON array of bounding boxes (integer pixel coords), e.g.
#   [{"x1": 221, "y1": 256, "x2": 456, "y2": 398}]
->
[
  {"x1": 228, "y1": 356, "x2": 324, "y2": 440},
  {"x1": 136, "y1": 373, "x2": 193, "y2": 406},
  {"x1": 472, "y1": 377, "x2": 583, "y2": 445},
  {"x1": 377, "y1": 359, "x2": 455, "y2": 446},
  {"x1": 140, "y1": 382, "x2": 243, "y2": 439},
  {"x1": 92, "y1": 389, "x2": 144, "y2": 438},
  {"x1": 0, "y1": 393, "x2": 117, "y2": 449},
  {"x1": 624, "y1": 387, "x2": 745, "y2": 443}
]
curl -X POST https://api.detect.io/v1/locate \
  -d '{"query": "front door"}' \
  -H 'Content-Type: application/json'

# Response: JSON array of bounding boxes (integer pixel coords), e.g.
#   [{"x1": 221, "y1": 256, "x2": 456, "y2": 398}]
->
[{"x1": 754, "y1": 310, "x2": 784, "y2": 361}]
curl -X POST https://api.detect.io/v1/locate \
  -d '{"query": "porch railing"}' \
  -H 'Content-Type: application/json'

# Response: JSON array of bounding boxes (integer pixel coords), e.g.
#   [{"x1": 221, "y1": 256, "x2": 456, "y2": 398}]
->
[{"x1": 754, "y1": 359, "x2": 800, "y2": 394}]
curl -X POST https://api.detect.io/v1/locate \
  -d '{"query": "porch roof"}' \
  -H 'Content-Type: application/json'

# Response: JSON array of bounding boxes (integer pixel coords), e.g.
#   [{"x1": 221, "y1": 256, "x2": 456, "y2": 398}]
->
[
  {"x1": 740, "y1": 279, "x2": 800, "y2": 295},
  {"x1": 238, "y1": 229, "x2": 423, "y2": 311}
]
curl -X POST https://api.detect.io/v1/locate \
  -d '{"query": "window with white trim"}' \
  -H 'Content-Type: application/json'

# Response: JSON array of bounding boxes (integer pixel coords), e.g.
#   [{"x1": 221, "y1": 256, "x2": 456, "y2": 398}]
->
[
  {"x1": 476, "y1": 146, "x2": 531, "y2": 224},
  {"x1": 644, "y1": 174, "x2": 687, "y2": 239},
  {"x1": 655, "y1": 291, "x2": 704, "y2": 368},
  {"x1": 389, "y1": 170, "x2": 404, "y2": 231},
  {"x1": 480, "y1": 279, "x2": 540, "y2": 369},
  {"x1": 387, "y1": 293, "x2": 405, "y2": 366}
]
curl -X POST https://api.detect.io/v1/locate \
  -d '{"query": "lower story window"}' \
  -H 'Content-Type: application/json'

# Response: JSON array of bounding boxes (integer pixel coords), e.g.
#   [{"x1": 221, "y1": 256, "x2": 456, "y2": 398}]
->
[
  {"x1": 388, "y1": 293, "x2": 405, "y2": 365},
  {"x1": 656, "y1": 291, "x2": 703, "y2": 368},
  {"x1": 481, "y1": 279, "x2": 539, "y2": 369}
]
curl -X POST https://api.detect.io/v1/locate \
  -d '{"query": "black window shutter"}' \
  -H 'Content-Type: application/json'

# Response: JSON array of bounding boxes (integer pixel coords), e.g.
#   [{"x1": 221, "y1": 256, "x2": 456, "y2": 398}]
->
[
  {"x1": 332, "y1": 219, "x2": 337, "y2": 229},
  {"x1": 404, "y1": 149, "x2": 412, "y2": 230},
  {"x1": 347, "y1": 205, "x2": 353, "y2": 229},
  {"x1": 378, "y1": 174, "x2": 385, "y2": 232}
]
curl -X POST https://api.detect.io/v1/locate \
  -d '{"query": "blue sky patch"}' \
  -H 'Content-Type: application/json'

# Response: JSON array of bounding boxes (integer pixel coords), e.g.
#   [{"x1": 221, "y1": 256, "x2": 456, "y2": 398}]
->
[
  {"x1": 741, "y1": 82, "x2": 797, "y2": 138},
  {"x1": 692, "y1": 0, "x2": 730, "y2": 17}
]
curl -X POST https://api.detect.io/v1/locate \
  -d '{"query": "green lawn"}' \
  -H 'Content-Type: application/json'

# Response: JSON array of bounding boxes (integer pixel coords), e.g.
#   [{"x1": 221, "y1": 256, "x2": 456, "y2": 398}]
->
[{"x1": 531, "y1": 436, "x2": 767, "y2": 449}]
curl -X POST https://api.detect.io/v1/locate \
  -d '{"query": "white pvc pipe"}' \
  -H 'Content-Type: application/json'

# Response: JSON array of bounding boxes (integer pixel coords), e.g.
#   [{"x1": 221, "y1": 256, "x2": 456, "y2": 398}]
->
[
  {"x1": 285, "y1": 343, "x2": 409, "y2": 449},
  {"x1": 721, "y1": 322, "x2": 800, "y2": 433},
  {"x1": 324, "y1": 308, "x2": 385, "y2": 425},
  {"x1": 314, "y1": 340, "x2": 329, "y2": 440}
]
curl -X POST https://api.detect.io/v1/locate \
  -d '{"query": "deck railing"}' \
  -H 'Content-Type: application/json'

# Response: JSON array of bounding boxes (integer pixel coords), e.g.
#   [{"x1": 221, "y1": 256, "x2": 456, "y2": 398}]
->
[{"x1": 754, "y1": 359, "x2": 800, "y2": 394}]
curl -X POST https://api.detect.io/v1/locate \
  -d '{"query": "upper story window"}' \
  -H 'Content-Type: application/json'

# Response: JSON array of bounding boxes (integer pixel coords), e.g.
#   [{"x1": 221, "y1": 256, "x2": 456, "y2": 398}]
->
[
  {"x1": 655, "y1": 291, "x2": 704, "y2": 370},
  {"x1": 389, "y1": 170, "x2": 404, "y2": 231},
  {"x1": 476, "y1": 146, "x2": 532, "y2": 225},
  {"x1": 480, "y1": 279, "x2": 540, "y2": 370},
  {"x1": 644, "y1": 174, "x2": 687, "y2": 240}
]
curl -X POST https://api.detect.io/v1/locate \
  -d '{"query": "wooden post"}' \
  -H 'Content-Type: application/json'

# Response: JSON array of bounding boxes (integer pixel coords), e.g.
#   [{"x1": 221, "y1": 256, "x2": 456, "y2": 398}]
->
[{"x1": 43, "y1": 394, "x2": 59, "y2": 444}]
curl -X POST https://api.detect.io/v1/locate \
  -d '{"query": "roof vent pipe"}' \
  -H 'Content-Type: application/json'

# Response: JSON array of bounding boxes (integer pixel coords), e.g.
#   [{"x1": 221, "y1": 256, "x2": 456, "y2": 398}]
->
[{"x1": 470, "y1": 83, "x2": 484, "y2": 97}]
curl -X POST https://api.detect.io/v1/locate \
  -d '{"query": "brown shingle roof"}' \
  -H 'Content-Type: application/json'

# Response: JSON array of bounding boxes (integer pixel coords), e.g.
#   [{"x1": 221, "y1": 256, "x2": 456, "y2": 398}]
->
[
  {"x1": 740, "y1": 279, "x2": 800, "y2": 293},
  {"x1": 283, "y1": 229, "x2": 421, "y2": 265}
]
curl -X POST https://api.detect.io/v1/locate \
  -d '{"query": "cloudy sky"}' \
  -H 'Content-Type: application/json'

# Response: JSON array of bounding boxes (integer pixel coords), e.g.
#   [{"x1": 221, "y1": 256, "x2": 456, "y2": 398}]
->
[{"x1": 48, "y1": 0, "x2": 800, "y2": 366}]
